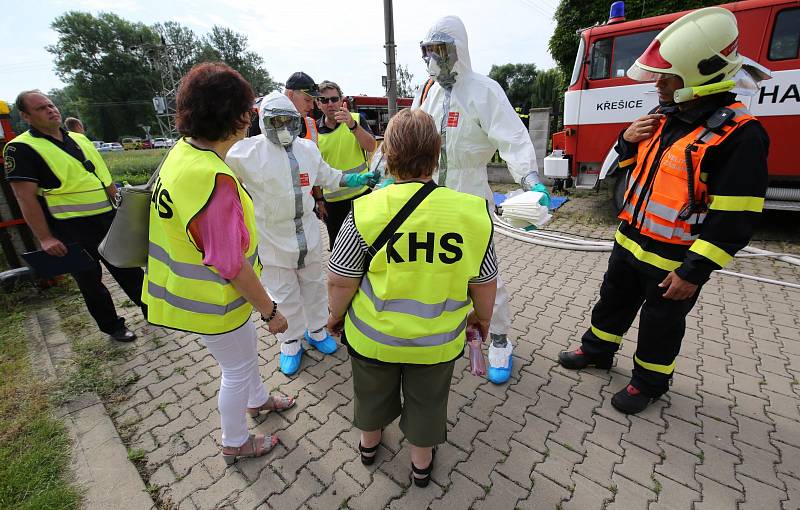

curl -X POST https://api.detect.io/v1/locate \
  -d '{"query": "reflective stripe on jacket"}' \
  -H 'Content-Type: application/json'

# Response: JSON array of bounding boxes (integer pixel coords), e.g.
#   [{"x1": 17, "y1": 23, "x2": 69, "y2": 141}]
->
[
  {"x1": 318, "y1": 112, "x2": 369, "y2": 202},
  {"x1": 345, "y1": 182, "x2": 492, "y2": 364},
  {"x1": 618, "y1": 102, "x2": 754, "y2": 246},
  {"x1": 9, "y1": 131, "x2": 113, "y2": 219},
  {"x1": 143, "y1": 139, "x2": 262, "y2": 335}
]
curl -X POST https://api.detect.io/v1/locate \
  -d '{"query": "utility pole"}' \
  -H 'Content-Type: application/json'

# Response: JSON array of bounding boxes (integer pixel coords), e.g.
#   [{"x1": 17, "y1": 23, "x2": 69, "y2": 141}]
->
[
  {"x1": 383, "y1": 0, "x2": 398, "y2": 118},
  {"x1": 132, "y1": 33, "x2": 182, "y2": 139}
]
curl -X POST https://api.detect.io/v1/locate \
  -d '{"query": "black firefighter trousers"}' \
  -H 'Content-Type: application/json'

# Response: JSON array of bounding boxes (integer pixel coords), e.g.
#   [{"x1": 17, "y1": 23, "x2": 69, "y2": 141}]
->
[
  {"x1": 579, "y1": 243, "x2": 700, "y2": 398},
  {"x1": 52, "y1": 211, "x2": 145, "y2": 335}
]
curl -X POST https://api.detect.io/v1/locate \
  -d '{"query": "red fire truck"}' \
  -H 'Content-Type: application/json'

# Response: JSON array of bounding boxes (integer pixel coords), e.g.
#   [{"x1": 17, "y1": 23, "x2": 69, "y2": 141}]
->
[
  {"x1": 345, "y1": 96, "x2": 413, "y2": 137},
  {"x1": 545, "y1": 0, "x2": 800, "y2": 211}
]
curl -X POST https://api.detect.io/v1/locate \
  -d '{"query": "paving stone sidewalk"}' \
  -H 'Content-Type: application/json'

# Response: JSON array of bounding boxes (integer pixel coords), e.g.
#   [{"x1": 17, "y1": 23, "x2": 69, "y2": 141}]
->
[{"x1": 97, "y1": 195, "x2": 800, "y2": 510}]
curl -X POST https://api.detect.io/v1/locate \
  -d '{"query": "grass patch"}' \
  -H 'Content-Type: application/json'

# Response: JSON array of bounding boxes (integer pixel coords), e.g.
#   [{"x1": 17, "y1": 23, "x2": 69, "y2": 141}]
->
[
  {"x1": 101, "y1": 149, "x2": 166, "y2": 185},
  {"x1": 0, "y1": 290, "x2": 81, "y2": 509}
]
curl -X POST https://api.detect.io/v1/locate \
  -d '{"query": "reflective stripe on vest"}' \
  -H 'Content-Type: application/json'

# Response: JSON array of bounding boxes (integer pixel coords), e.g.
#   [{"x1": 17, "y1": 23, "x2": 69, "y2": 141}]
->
[
  {"x1": 8, "y1": 131, "x2": 113, "y2": 219},
  {"x1": 344, "y1": 183, "x2": 492, "y2": 364},
  {"x1": 148, "y1": 241, "x2": 258, "y2": 284},
  {"x1": 358, "y1": 275, "x2": 471, "y2": 319},
  {"x1": 143, "y1": 139, "x2": 262, "y2": 335},
  {"x1": 147, "y1": 281, "x2": 249, "y2": 316},
  {"x1": 303, "y1": 117, "x2": 318, "y2": 144},
  {"x1": 618, "y1": 102, "x2": 755, "y2": 246},
  {"x1": 318, "y1": 112, "x2": 369, "y2": 202}
]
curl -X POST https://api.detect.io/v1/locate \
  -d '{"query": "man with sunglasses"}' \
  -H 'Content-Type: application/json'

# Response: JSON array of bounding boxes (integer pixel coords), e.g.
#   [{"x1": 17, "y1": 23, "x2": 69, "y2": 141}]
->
[
  {"x1": 3, "y1": 90, "x2": 144, "y2": 342},
  {"x1": 315, "y1": 80, "x2": 377, "y2": 249}
]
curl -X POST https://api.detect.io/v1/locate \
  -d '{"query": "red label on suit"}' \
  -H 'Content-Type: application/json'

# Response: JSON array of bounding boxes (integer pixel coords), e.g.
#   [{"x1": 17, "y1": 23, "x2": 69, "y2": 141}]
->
[
  {"x1": 299, "y1": 173, "x2": 310, "y2": 186},
  {"x1": 447, "y1": 111, "x2": 460, "y2": 127}
]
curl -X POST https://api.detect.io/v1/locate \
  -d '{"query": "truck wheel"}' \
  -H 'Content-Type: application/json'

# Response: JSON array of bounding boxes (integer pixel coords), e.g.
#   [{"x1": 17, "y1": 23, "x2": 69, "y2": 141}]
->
[{"x1": 612, "y1": 167, "x2": 629, "y2": 214}]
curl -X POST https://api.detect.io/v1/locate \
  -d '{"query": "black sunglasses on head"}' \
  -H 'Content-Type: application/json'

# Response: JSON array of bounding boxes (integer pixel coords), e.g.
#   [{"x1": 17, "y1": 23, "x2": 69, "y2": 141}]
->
[{"x1": 317, "y1": 96, "x2": 341, "y2": 104}]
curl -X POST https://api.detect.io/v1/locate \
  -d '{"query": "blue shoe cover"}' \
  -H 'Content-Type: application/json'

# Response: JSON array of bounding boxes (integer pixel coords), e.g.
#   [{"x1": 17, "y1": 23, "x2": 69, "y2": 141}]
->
[
  {"x1": 487, "y1": 355, "x2": 512, "y2": 385},
  {"x1": 304, "y1": 331, "x2": 338, "y2": 355},
  {"x1": 279, "y1": 347, "x2": 304, "y2": 376}
]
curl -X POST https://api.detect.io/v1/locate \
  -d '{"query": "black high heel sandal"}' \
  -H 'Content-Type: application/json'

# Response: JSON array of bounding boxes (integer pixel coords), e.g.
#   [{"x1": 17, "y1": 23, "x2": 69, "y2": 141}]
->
[
  {"x1": 411, "y1": 448, "x2": 437, "y2": 487},
  {"x1": 359, "y1": 442, "x2": 379, "y2": 465}
]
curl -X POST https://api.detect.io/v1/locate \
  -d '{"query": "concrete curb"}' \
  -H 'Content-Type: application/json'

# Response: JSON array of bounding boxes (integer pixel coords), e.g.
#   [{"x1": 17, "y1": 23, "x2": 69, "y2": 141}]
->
[{"x1": 27, "y1": 309, "x2": 156, "y2": 510}]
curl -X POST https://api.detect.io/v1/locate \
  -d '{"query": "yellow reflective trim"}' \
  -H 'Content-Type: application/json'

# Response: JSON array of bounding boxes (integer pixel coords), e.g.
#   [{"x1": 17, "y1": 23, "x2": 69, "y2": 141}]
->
[
  {"x1": 619, "y1": 156, "x2": 636, "y2": 167},
  {"x1": 709, "y1": 195, "x2": 764, "y2": 213},
  {"x1": 614, "y1": 230, "x2": 682, "y2": 272},
  {"x1": 591, "y1": 326, "x2": 622, "y2": 344},
  {"x1": 634, "y1": 354, "x2": 676, "y2": 375},
  {"x1": 689, "y1": 239, "x2": 732, "y2": 268}
]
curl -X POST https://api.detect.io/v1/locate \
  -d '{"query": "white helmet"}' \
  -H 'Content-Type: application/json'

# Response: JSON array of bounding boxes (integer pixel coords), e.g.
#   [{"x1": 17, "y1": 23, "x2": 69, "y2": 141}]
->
[{"x1": 628, "y1": 7, "x2": 743, "y2": 90}]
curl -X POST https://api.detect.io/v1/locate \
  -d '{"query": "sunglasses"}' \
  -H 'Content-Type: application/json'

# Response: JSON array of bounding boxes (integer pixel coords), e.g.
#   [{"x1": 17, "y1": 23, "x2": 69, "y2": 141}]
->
[{"x1": 317, "y1": 96, "x2": 341, "y2": 104}]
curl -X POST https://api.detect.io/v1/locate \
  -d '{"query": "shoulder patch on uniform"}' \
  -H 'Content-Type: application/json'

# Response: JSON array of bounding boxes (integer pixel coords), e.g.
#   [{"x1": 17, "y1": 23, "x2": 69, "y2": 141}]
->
[{"x1": 4, "y1": 155, "x2": 15, "y2": 175}]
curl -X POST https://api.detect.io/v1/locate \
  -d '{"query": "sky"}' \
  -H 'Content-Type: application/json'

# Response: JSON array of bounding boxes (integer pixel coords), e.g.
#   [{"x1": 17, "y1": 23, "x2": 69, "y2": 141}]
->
[{"x1": 1, "y1": 0, "x2": 559, "y2": 103}]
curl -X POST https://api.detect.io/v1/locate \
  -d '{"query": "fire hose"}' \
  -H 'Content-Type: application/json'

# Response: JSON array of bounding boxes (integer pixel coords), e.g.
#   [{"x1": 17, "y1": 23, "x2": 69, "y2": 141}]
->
[{"x1": 493, "y1": 217, "x2": 800, "y2": 290}]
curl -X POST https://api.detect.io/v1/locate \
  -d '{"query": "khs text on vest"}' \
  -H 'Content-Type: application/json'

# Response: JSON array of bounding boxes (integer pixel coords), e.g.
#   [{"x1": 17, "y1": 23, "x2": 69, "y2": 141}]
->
[
  {"x1": 386, "y1": 232, "x2": 463, "y2": 264},
  {"x1": 152, "y1": 177, "x2": 174, "y2": 219}
]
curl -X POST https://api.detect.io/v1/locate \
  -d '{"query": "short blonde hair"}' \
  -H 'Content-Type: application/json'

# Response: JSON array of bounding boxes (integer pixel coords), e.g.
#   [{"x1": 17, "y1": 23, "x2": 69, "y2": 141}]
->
[{"x1": 382, "y1": 109, "x2": 440, "y2": 180}]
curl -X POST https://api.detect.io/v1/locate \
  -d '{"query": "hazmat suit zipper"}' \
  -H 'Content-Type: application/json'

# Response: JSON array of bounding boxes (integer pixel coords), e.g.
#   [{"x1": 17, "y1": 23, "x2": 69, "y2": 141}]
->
[
  {"x1": 285, "y1": 146, "x2": 308, "y2": 268},
  {"x1": 438, "y1": 88, "x2": 452, "y2": 187}
]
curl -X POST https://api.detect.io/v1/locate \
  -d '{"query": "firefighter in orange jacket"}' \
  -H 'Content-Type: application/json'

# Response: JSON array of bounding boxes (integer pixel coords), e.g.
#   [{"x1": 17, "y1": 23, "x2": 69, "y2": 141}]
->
[{"x1": 559, "y1": 7, "x2": 770, "y2": 414}]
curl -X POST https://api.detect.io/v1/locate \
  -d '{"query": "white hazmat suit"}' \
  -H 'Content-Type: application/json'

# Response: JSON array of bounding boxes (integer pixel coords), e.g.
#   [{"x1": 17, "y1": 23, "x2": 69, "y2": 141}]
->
[
  {"x1": 227, "y1": 92, "x2": 351, "y2": 373},
  {"x1": 414, "y1": 15, "x2": 542, "y2": 383}
]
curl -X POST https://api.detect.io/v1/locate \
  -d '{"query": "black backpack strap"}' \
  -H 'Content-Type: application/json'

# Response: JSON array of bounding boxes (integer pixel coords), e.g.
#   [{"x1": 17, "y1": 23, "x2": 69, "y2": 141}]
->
[{"x1": 364, "y1": 180, "x2": 438, "y2": 268}]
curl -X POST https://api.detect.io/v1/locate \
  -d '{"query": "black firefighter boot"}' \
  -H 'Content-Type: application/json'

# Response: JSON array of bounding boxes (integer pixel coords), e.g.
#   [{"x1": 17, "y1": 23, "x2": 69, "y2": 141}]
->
[
  {"x1": 557, "y1": 348, "x2": 614, "y2": 370},
  {"x1": 611, "y1": 384, "x2": 657, "y2": 415}
]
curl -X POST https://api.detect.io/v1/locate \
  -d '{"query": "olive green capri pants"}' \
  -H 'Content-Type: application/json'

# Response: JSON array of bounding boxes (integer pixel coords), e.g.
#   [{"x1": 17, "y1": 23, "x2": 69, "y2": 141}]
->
[{"x1": 350, "y1": 355, "x2": 457, "y2": 447}]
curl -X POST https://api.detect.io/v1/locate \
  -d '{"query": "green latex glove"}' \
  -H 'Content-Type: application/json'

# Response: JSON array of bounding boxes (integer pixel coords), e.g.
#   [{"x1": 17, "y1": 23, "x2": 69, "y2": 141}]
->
[
  {"x1": 343, "y1": 172, "x2": 372, "y2": 187},
  {"x1": 532, "y1": 183, "x2": 551, "y2": 208},
  {"x1": 376, "y1": 177, "x2": 395, "y2": 189}
]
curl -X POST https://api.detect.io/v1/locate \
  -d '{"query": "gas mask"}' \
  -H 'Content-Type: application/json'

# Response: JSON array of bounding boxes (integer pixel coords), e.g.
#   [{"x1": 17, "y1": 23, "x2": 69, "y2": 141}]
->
[
  {"x1": 262, "y1": 109, "x2": 301, "y2": 147},
  {"x1": 420, "y1": 35, "x2": 458, "y2": 87}
]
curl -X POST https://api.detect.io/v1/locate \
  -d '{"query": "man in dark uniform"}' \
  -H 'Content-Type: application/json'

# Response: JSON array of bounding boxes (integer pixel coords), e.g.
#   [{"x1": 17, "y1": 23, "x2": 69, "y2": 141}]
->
[
  {"x1": 4, "y1": 90, "x2": 144, "y2": 341},
  {"x1": 558, "y1": 8, "x2": 770, "y2": 414}
]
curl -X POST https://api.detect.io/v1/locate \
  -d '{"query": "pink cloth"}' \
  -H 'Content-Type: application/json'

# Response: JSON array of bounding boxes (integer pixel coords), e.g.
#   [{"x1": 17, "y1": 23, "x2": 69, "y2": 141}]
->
[{"x1": 188, "y1": 175, "x2": 250, "y2": 280}]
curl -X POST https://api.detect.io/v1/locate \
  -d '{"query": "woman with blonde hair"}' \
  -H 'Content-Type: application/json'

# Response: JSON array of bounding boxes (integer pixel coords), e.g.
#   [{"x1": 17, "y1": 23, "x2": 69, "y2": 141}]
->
[{"x1": 327, "y1": 108, "x2": 498, "y2": 486}]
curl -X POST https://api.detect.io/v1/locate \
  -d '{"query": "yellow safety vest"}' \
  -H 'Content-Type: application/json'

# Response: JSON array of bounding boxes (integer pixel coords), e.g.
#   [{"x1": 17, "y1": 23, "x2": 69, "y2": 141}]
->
[
  {"x1": 318, "y1": 112, "x2": 369, "y2": 202},
  {"x1": 143, "y1": 139, "x2": 262, "y2": 335},
  {"x1": 9, "y1": 131, "x2": 113, "y2": 219},
  {"x1": 345, "y1": 182, "x2": 492, "y2": 364}
]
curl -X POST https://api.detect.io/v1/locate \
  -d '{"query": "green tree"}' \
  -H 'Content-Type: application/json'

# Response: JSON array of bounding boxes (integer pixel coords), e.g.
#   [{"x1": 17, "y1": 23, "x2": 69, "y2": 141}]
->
[
  {"x1": 47, "y1": 11, "x2": 160, "y2": 142},
  {"x1": 549, "y1": 0, "x2": 727, "y2": 78},
  {"x1": 396, "y1": 64, "x2": 417, "y2": 98},
  {"x1": 153, "y1": 21, "x2": 203, "y2": 76},
  {"x1": 488, "y1": 63, "x2": 538, "y2": 110},
  {"x1": 200, "y1": 26, "x2": 278, "y2": 95}
]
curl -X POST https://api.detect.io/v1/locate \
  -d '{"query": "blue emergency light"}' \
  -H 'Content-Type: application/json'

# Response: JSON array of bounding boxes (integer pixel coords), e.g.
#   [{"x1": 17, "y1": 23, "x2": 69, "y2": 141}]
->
[{"x1": 609, "y1": 1, "x2": 626, "y2": 23}]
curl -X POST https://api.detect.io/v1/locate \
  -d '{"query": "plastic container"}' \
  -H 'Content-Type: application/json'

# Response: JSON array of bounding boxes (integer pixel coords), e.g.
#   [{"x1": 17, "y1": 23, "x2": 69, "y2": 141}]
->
[{"x1": 466, "y1": 325, "x2": 486, "y2": 376}]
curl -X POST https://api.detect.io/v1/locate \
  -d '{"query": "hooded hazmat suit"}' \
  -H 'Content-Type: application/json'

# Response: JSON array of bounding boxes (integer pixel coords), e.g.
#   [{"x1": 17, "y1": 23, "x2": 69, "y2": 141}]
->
[
  {"x1": 414, "y1": 15, "x2": 542, "y2": 382},
  {"x1": 226, "y1": 92, "x2": 351, "y2": 370}
]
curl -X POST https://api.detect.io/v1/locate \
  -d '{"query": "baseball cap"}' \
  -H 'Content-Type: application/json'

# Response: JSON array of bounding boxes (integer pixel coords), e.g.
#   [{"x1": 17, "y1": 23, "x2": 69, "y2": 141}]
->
[{"x1": 285, "y1": 72, "x2": 321, "y2": 97}]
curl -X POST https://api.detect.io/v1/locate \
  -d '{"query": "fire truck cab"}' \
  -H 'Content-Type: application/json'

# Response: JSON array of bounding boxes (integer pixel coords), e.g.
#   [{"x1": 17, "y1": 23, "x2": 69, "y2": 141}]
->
[
  {"x1": 346, "y1": 96, "x2": 413, "y2": 137},
  {"x1": 546, "y1": 0, "x2": 800, "y2": 211}
]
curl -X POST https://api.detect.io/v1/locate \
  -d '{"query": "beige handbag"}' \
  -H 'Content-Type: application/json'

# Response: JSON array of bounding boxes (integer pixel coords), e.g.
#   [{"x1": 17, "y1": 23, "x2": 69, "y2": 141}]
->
[{"x1": 98, "y1": 152, "x2": 167, "y2": 268}]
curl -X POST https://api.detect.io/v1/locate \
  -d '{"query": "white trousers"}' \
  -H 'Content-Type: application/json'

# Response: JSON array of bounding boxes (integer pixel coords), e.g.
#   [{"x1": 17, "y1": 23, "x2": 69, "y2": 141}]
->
[
  {"x1": 261, "y1": 258, "x2": 329, "y2": 344},
  {"x1": 200, "y1": 320, "x2": 269, "y2": 447},
  {"x1": 489, "y1": 272, "x2": 511, "y2": 337}
]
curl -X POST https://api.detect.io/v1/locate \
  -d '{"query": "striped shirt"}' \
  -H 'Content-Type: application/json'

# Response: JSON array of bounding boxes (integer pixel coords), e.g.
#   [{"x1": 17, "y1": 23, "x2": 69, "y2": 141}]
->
[{"x1": 328, "y1": 211, "x2": 498, "y2": 283}]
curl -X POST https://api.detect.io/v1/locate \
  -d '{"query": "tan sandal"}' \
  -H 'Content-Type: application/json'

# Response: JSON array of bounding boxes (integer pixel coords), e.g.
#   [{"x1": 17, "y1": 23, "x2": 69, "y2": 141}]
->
[
  {"x1": 247, "y1": 395, "x2": 295, "y2": 417},
  {"x1": 221, "y1": 433, "x2": 279, "y2": 465}
]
